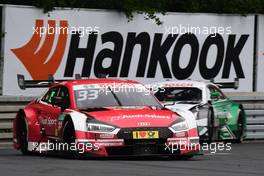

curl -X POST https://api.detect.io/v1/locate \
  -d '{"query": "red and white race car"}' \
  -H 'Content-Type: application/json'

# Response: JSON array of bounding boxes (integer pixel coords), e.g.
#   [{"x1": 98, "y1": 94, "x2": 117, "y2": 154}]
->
[{"x1": 13, "y1": 75, "x2": 200, "y2": 158}]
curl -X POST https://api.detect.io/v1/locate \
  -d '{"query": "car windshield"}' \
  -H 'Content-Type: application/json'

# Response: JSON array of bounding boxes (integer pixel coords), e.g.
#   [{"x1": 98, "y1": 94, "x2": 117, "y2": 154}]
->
[
  {"x1": 155, "y1": 87, "x2": 202, "y2": 103},
  {"x1": 74, "y1": 84, "x2": 161, "y2": 109}
]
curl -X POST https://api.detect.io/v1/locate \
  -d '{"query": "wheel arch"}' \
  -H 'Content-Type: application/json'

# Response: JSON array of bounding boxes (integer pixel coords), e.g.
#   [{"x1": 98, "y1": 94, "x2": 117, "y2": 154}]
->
[
  {"x1": 228, "y1": 103, "x2": 246, "y2": 136},
  {"x1": 230, "y1": 103, "x2": 245, "y2": 124},
  {"x1": 13, "y1": 108, "x2": 41, "y2": 149},
  {"x1": 61, "y1": 112, "x2": 87, "y2": 141}
]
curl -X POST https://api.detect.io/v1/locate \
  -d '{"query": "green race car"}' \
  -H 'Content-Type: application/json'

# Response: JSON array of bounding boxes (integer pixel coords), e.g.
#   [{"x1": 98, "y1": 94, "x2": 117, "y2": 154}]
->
[{"x1": 148, "y1": 80, "x2": 247, "y2": 143}]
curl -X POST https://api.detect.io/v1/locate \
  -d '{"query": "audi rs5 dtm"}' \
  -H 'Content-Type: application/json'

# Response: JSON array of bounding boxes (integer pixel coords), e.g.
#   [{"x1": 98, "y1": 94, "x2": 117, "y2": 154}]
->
[
  {"x1": 13, "y1": 75, "x2": 200, "y2": 158},
  {"x1": 147, "y1": 80, "x2": 246, "y2": 143}
]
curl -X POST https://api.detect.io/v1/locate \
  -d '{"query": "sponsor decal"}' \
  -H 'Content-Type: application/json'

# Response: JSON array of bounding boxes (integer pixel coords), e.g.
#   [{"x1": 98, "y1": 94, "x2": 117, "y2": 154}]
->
[
  {"x1": 111, "y1": 114, "x2": 171, "y2": 121},
  {"x1": 41, "y1": 117, "x2": 57, "y2": 125},
  {"x1": 133, "y1": 131, "x2": 159, "y2": 139},
  {"x1": 11, "y1": 19, "x2": 248, "y2": 81},
  {"x1": 64, "y1": 33, "x2": 248, "y2": 80},
  {"x1": 11, "y1": 19, "x2": 68, "y2": 80},
  {"x1": 161, "y1": 83, "x2": 194, "y2": 87}
]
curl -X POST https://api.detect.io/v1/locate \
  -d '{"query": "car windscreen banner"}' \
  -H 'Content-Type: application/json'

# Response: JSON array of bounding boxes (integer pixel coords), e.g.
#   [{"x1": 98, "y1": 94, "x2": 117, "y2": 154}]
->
[{"x1": 2, "y1": 5, "x2": 254, "y2": 96}]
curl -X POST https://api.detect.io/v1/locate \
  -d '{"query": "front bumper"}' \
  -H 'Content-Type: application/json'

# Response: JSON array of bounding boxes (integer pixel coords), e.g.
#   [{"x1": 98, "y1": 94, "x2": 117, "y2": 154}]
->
[
  {"x1": 25, "y1": 127, "x2": 200, "y2": 157},
  {"x1": 75, "y1": 138, "x2": 200, "y2": 157},
  {"x1": 75, "y1": 127, "x2": 200, "y2": 157}
]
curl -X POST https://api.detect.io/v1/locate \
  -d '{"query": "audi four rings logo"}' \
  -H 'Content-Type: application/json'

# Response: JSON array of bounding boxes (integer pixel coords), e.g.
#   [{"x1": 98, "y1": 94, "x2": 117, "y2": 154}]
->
[
  {"x1": 138, "y1": 122, "x2": 151, "y2": 126},
  {"x1": 11, "y1": 19, "x2": 248, "y2": 80}
]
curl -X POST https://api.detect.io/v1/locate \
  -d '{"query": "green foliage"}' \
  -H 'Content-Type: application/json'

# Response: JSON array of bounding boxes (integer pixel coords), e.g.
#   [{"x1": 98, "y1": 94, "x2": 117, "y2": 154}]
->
[{"x1": 2, "y1": 0, "x2": 264, "y2": 24}]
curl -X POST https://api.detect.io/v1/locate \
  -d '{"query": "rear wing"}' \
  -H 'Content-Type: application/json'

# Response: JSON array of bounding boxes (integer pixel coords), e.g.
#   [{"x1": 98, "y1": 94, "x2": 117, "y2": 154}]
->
[
  {"x1": 17, "y1": 74, "x2": 82, "y2": 90},
  {"x1": 210, "y1": 78, "x2": 239, "y2": 89}
]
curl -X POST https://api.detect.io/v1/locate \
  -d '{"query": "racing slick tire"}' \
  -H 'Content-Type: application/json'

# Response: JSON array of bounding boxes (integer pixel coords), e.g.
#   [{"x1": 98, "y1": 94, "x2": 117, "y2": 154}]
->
[
  {"x1": 207, "y1": 108, "x2": 215, "y2": 143},
  {"x1": 16, "y1": 115, "x2": 30, "y2": 155},
  {"x1": 233, "y1": 109, "x2": 244, "y2": 143},
  {"x1": 62, "y1": 119, "x2": 80, "y2": 158},
  {"x1": 169, "y1": 155, "x2": 194, "y2": 160},
  {"x1": 63, "y1": 119, "x2": 75, "y2": 145}
]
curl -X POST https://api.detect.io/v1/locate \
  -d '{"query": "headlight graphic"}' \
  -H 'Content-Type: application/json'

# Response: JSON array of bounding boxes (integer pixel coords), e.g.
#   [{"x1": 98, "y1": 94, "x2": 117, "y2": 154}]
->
[
  {"x1": 170, "y1": 116, "x2": 188, "y2": 132},
  {"x1": 86, "y1": 123, "x2": 116, "y2": 132},
  {"x1": 170, "y1": 121, "x2": 188, "y2": 131}
]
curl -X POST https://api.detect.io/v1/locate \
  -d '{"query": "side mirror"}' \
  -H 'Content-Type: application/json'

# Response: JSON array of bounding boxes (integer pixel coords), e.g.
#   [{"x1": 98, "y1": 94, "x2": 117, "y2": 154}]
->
[
  {"x1": 53, "y1": 96, "x2": 68, "y2": 109},
  {"x1": 210, "y1": 91, "x2": 221, "y2": 99}
]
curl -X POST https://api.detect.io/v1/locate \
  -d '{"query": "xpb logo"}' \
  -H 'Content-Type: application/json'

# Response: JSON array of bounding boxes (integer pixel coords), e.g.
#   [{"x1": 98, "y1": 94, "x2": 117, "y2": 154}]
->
[{"x1": 11, "y1": 19, "x2": 68, "y2": 80}]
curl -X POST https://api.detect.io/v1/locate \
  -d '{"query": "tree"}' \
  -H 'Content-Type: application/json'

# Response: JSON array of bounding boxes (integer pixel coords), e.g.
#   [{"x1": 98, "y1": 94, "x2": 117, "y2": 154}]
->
[{"x1": 1, "y1": 0, "x2": 264, "y2": 24}]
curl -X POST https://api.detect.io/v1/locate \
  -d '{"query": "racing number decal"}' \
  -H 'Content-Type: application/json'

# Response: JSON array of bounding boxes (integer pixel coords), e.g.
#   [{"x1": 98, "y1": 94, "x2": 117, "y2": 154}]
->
[{"x1": 77, "y1": 89, "x2": 99, "y2": 101}]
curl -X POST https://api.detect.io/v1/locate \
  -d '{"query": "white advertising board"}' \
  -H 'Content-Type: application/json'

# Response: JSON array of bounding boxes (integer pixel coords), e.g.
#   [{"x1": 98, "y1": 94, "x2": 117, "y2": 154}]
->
[
  {"x1": 2, "y1": 6, "x2": 254, "y2": 96},
  {"x1": 257, "y1": 15, "x2": 264, "y2": 92}
]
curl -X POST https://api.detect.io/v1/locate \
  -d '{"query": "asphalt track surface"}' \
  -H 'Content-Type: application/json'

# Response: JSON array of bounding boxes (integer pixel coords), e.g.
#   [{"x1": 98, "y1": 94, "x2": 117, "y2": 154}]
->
[{"x1": 0, "y1": 141, "x2": 263, "y2": 176}]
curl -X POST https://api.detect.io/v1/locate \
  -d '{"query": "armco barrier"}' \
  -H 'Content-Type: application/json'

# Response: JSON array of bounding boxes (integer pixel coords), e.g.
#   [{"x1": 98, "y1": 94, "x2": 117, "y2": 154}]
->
[
  {"x1": 0, "y1": 93, "x2": 263, "y2": 147},
  {"x1": 0, "y1": 96, "x2": 35, "y2": 147},
  {"x1": 226, "y1": 93, "x2": 264, "y2": 139}
]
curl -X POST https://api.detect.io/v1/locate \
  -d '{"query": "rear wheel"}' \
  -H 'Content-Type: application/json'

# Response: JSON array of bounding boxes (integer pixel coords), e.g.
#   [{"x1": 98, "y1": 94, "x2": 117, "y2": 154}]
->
[
  {"x1": 207, "y1": 109, "x2": 214, "y2": 143},
  {"x1": 17, "y1": 115, "x2": 29, "y2": 155},
  {"x1": 234, "y1": 110, "x2": 244, "y2": 143}
]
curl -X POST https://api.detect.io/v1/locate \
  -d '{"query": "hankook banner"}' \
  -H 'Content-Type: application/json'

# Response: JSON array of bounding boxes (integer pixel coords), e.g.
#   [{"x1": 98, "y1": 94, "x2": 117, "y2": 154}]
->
[
  {"x1": 2, "y1": 6, "x2": 254, "y2": 95},
  {"x1": 257, "y1": 15, "x2": 264, "y2": 92}
]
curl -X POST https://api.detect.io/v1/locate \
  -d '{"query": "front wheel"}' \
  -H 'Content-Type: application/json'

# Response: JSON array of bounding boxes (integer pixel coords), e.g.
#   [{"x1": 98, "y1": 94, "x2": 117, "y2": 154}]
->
[
  {"x1": 63, "y1": 120, "x2": 75, "y2": 145},
  {"x1": 62, "y1": 119, "x2": 80, "y2": 158}
]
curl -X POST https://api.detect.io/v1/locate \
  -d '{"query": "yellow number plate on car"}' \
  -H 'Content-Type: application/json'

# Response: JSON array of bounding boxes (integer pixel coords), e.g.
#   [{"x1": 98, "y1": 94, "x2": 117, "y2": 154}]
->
[{"x1": 132, "y1": 131, "x2": 159, "y2": 139}]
